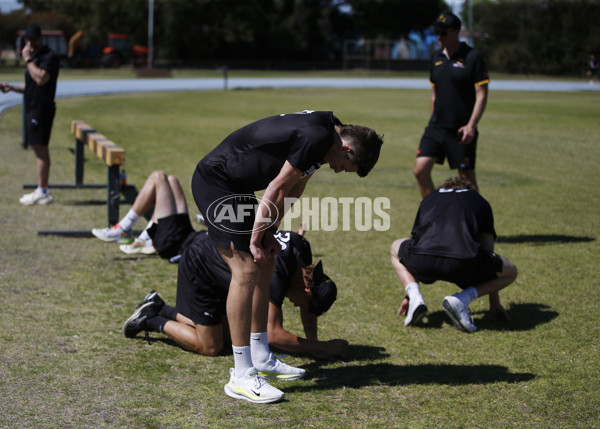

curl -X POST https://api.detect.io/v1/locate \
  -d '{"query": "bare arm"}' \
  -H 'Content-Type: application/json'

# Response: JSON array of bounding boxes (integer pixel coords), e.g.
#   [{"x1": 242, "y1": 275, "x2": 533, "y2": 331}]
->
[
  {"x1": 25, "y1": 62, "x2": 50, "y2": 86},
  {"x1": 250, "y1": 161, "x2": 304, "y2": 263},
  {"x1": 459, "y1": 84, "x2": 488, "y2": 144},
  {"x1": 267, "y1": 302, "x2": 347, "y2": 360},
  {"x1": 22, "y1": 41, "x2": 50, "y2": 87},
  {"x1": 1, "y1": 82, "x2": 25, "y2": 93}
]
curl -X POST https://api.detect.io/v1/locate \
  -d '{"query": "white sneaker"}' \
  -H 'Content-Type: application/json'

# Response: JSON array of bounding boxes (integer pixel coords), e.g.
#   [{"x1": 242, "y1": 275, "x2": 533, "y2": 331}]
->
[
  {"x1": 224, "y1": 367, "x2": 284, "y2": 404},
  {"x1": 19, "y1": 190, "x2": 53, "y2": 205},
  {"x1": 92, "y1": 224, "x2": 133, "y2": 243},
  {"x1": 404, "y1": 296, "x2": 428, "y2": 327},
  {"x1": 442, "y1": 295, "x2": 477, "y2": 333},
  {"x1": 254, "y1": 352, "x2": 306, "y2": 381},
  {"x1": 120, "y1": 238, "x2": 156, "y2": 255}
]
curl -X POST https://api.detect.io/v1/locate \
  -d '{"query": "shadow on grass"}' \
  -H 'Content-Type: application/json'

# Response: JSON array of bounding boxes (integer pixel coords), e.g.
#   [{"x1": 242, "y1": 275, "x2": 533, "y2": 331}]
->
[
  {"x1": 287, "y1": 362, "x2": 535, "y2": 391},
  {"x1": 415, "y1": 303, "x2": 558, "y2": 332},
  {"x1": 474, "y1": 303, "x2": 558, "y2": 331},
  {"x1": 497, "y1": 234, "x2": 595, "y2": 244}
]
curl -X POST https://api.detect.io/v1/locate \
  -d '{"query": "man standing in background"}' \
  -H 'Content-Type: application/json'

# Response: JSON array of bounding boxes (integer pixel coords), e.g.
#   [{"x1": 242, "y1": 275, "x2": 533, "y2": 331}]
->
[
  {"x1": 413, "y1": 12, "x2": 489, "y2": 198},
  {"x1": 1, "y1": 24, "x2": 60, "y2": 205}
]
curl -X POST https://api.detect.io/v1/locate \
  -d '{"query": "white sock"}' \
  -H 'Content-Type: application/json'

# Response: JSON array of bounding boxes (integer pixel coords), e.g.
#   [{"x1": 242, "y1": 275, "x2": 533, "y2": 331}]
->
[
  {"x1": 232, "y1": 345, "x2": 253, "y2": 378},
  {"x1": 137, "y1": 221, "x2": 153, "y2": 241},
  {"x1": 250, "y1": 332, "x2": 271, "y2": 365},
  {"x1": 36, "y1": 187, "x2": 49, "y2": 196},
  {"x1": 118, "y1": 209, "x2": 140, "y2": 232},
  {"x1": 454, "y1": 286, "x2": 478, "y2": 305},
  {"x1": 405, "y1": 282, "x2": 423, "y2": 302}
]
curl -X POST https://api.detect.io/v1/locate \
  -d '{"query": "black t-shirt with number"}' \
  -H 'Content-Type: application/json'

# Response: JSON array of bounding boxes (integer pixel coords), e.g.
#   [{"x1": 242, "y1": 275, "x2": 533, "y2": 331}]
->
[
  {"x1": 429, "y1": 42, "x2": 489, "y2": 128},
  {"x1": 24, "y1": 45, "x2": 59, "y2": 113},
  {"x1": 269, "y1": 231, "x2": 312, "y2": 307},
  {"x1": 181, "y1": 230, "x2": 311, "y2": 307},
  {"x1": 196, "y1": 110, "x2": 341, "y2": 192},
  {"x1": 409, "y1": 189, "x2": 496, "y2": 259}
]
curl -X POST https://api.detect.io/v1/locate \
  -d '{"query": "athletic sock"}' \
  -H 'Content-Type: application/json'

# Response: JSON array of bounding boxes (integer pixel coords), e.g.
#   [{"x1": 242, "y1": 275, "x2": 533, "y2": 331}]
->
[
  {"x1": 250, "y1": 332, "x2": 271, "y2": 365},
  {"x1": 405, "y1": 282, "x2": 423, "y2": 302},
  {"x1": 232, "y1": 345, "x2": 253, "y2": 378},
  {"x1": 118, "y1": 209, "x2": 140, "y2": 232},
  {"x1": 145, "y1": 315, "x2": 168, "y2": 333},
  {"x1": 36, "y1": 187, "x2": 49, "y2": 196},
  {"x1": 138, "y1": 221, "x2": 154, "y2": 242},
  {"x1": 158, "y1": 305, "x2": 178, "y2": 321},
  {"x1": 454, "y1": 286, "x2": 478, "y2": 305}
]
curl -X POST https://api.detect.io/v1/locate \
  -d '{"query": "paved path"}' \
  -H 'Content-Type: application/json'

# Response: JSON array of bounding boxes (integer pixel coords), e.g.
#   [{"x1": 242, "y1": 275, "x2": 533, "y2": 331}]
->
[{"x1": 1, "y1": 77, "x2": 598, "y2": 114}]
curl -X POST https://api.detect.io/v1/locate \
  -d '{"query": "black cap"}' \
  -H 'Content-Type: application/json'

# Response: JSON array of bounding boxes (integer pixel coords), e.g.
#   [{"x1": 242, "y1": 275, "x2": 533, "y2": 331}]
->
[
  {"x1": 435, "y1": 12, "x2": 461, "y2": 30},
  {"x1": 24, "y1": 24, "x2": 42, "y2": 40},
  {"x1": 308, "y1": 260, "x2": 337, "y2": 316}
]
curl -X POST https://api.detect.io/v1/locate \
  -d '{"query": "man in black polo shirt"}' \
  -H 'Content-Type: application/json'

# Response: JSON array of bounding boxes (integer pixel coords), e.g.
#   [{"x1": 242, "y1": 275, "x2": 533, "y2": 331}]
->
[
  {"x1": 390, "y1": 177, "x2": 517, "y2": 333},
  {"x1": 192, "y1": 110, "x2": 383, "y2": 403},
  {"x1": 1, "y1": 24, "x2": 60, "y2": 205},
  {"x1": 413, "y1": 12, "x2": 489, "y2": 198}
]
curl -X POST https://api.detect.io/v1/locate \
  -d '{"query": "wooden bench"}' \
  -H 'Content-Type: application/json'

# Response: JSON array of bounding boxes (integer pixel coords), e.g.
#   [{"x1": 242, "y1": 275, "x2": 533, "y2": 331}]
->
[
  {"x1": 36, "y1": 121, "x2": 130, "y2": 236},
  {"x1": 70, "y1": 120, "x2": 126, "y2": 228}
]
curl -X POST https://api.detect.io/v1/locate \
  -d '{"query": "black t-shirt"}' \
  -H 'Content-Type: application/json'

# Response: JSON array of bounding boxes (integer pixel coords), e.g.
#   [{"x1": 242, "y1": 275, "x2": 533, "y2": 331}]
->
[
  {"x1": 429, "y1": 42, "x2": 489, "y2": 128},
  {"x1": 409, "y1": 189, "x2": 496, "y2": 259},
  {"x1": 24, "y1": 45, "x2": 59, "y2": 112},
  {"x1": 197, "y1": 110, "x2": 341, "y2": 192},
  {"x1": 269, "y1": 231, "x2": 312, "y2": 307},
  {"x1": 181, "y1": 230, "x2": 311, "y2": 307}
]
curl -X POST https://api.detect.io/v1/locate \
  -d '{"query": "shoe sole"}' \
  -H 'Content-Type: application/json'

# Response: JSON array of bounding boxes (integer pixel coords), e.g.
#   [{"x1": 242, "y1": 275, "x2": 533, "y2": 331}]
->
[
  {"x1": 92, "y1": 230, "x2": 133, "y2": 243},
  {"x1": 404, "y1": 303, "x2": 428, "y2": 326},
  {"x1": 120, "y1": 245, "x2": 156, "y2": 255},
  {"x1": 257, "y1": 371, "x2": 305, "y2": 381},
  {"x1": 442, "y1": 299, "x2": 476, "y2": 333},
  {"x1": 20, "y1": 197, "x2": 53, "y2": 205},
  {"x1": 224, "y1": 384, "x2": 284, "y2": 404}
]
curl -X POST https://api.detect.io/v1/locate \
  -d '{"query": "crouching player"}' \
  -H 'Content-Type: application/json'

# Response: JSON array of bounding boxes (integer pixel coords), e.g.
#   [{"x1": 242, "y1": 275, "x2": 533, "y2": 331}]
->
[{"x1": 390, "y1": 176, "x2": 517, "y2": 333}]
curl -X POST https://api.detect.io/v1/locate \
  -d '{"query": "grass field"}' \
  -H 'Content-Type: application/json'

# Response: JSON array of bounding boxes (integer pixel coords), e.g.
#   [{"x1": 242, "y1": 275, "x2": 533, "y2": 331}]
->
[{"x1": 0, "y1": 84, "x2": 599, "y2": 428}]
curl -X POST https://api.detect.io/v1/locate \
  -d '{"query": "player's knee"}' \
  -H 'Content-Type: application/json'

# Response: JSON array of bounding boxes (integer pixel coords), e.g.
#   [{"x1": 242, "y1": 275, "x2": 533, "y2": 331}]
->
[
  {"x1": 167, "y1": 175, "x2": 180, "y2": 187},
  {"x1": 194, "y1": 340, "x2": 223, "y2": 356},
  {"x1": 150, "y1": 170, "x2": 168, "y2": 182},
  {"x1": 501, "y1": 258, "x2": 518, "y2": 283},
  {"x1": 390, "y1": 239, "x2": 403, "y2": 258}
]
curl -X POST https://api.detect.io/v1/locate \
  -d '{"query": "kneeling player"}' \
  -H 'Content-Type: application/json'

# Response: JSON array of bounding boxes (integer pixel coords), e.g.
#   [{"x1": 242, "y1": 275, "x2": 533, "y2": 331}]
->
[{"x1": 122, "y1": 230, "x2": 347, "y2": 359}]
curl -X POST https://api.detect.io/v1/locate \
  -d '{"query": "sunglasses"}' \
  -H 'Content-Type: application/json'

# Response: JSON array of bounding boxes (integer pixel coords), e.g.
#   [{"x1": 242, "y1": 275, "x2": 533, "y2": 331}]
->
[{"x1": 435, "y1": 29, "x2": 448, "y2": 36}]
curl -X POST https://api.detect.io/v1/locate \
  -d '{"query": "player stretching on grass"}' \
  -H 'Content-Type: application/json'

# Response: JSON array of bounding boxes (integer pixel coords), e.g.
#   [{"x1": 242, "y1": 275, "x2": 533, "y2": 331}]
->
[
  {"x1": 122, "y1": 230, "x2": 347, "y2": 361},
  {"x1": 192, "y1": 110, "x2": 382, "y2": 403},
  {"x1": 92, "y1": 170, "x2": 195, "y2": 259},
  {"x1": 390, "y1": 176, "x2": 517, "y2": 333}
]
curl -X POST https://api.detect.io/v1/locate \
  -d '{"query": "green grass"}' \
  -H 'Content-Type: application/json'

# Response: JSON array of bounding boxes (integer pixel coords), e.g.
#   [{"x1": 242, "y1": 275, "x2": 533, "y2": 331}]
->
[{"x1": 1, "y1": 86, "x2": 599, "y2": 428}]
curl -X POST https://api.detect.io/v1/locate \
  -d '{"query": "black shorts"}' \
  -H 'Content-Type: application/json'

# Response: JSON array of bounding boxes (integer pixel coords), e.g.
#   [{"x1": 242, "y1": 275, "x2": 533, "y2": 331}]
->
[
  {"x1": 191, "y1": 167, "x2": 255, "y2": 254},
  {"x1": 147, "y1": 213, "x2": 195, "y2": 259},
  {"x1": 175, "y1": 236, "x2": 229, "y2": 326},
  {"x1": 398, "y1": 239, "x2": 502, "y2": 288},
  {"x1": 417, "y1": 125, "x2": 477, "y2": 170},
  {"x1": 26, "y1": 108, "x2": 55, "y2": 146}
]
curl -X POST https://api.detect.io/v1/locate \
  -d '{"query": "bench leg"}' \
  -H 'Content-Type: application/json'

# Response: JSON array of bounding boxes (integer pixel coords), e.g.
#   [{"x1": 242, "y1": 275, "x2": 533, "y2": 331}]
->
[
  {"x1": 75, "y1": 137, "x2": 84, "y2": 186},
  {"x1": 107, "y1": 165, "x2": 121, "y2": 227}
]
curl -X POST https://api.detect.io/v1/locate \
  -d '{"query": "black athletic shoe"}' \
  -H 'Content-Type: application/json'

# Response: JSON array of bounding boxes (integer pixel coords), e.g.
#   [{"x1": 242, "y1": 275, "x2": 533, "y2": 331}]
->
[
  {"x1": 122, "y1": 302, "x2": 159, "y2": 338},
  {"x1": 138, "y1": 290, "x2": 165, "y2": 310}
]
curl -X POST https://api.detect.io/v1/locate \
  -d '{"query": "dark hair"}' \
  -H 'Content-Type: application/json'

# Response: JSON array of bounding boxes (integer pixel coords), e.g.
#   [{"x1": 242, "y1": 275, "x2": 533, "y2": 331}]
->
[
  {"x1": 440, "y1": 176, "x2": 476, "y2": 190},
  {"x1": 339, "y1": 124, "x2": 383, "y2": 177},
  {"x1": 303, "y1": 261, "x2": 337, "y2": 316}
]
